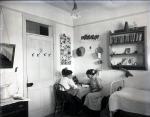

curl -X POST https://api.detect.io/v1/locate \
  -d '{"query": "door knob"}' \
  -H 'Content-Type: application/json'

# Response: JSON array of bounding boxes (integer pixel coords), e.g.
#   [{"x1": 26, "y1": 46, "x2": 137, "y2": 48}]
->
[{"x1": 27, "y1": 83, "x2": 34, "y2": 87}]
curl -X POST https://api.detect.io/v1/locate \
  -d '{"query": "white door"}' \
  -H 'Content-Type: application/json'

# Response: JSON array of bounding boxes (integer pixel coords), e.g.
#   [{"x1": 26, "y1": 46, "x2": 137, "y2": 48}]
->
[{"x1": 26, "y1": 34, "x2": 54, "y2": 117}]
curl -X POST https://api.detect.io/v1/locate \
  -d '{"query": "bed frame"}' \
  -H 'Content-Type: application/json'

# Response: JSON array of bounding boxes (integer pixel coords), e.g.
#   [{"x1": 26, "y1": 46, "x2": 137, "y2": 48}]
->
[
  {"x1": 109, "y1": 79, "x2": 125, "y2": 117},
  {"x1": 109, "y1": 79, "x2": 150, "y2": 117}
]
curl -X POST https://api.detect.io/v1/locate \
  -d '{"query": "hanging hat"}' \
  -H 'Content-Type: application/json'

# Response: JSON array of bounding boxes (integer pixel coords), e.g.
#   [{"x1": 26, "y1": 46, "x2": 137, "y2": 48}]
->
[{"x1": 76, "y1": 47, "x2": 85, "y2": 56}]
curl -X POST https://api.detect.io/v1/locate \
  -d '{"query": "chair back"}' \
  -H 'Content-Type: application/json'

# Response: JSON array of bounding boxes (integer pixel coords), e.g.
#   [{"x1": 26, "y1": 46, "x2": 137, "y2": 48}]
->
[{"x1": 53, "y1": 83, "x2": 67, "y2": 103}]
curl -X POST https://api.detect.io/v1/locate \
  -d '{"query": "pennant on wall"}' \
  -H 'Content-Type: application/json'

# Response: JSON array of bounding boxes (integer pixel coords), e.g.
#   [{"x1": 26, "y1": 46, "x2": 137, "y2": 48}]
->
[
  {"x1": 81, "y1": 34, "x2": 99, "y2": 40},
  {"x1": 60, "y1": 34, "x2": 71, "y2": 65}
]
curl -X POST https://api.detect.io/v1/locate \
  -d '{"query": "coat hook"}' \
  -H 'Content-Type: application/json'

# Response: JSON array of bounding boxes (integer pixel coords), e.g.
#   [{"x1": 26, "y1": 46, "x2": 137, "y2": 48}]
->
[
  {"x1": 32, "y1": 53, "x2": 34, "y2": 57},
  {"x1": 44, "y1": 53, "x2": 47, "y2": 56},
  {"x1": 48, "y1": 53, "x2": 51, "y2": 56},
  {"x1": 37, "y1": 48, "x2": 43, "y2": 57},
  {"x1": 15, "y1": 67, "x2": 18, "y2": 72},
  {"x1": 37, "y1": 53, "x2": 40, "y2": 57}
]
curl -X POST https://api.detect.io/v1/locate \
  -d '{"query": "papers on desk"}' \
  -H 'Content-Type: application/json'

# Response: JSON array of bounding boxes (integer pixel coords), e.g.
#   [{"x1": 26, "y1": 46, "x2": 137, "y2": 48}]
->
[{"x1": 81, "y1": 84, "x2": 89, "y2": 88}]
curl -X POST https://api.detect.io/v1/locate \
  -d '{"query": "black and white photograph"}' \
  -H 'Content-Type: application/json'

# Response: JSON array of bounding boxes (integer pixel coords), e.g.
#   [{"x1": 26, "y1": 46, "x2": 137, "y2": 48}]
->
[
  {"x1": 0, "y1": 0, "x2": 150, "y2": 117},
  {"x1": 0, "y1": 43, "x2": 15, "y2": 68}
]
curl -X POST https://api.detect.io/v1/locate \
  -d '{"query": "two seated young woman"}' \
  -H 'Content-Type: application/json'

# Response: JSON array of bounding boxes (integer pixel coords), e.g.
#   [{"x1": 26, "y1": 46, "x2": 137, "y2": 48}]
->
[{"x1": 58, "y1": 68, "x2": 103, "y2": 115}]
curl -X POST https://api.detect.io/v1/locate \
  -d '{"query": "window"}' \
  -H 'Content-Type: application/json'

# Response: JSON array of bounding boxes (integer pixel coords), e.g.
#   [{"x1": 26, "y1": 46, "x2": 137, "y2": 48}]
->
[{"x1": 26, "y1": 20, "x2": 49, "y2": 36}]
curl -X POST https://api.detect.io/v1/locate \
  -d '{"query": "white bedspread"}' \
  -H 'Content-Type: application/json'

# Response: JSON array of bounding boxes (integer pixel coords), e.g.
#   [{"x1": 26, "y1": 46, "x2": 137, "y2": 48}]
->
[{"x1": 109, "y1": 87, "x2": 150, "y2": 116}]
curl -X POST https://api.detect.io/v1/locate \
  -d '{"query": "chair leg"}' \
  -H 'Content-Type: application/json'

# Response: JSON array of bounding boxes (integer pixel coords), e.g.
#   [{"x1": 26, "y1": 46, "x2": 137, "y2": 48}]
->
[
  {"x1": 54, "y1": 103, "x2": 61, "y2": 117},
  {"x1": 60, "y1": 102, "x2": 65, "y2": 117},
  {"x1": 54, "y1": 104, "x2": 57, "y2": 117}
]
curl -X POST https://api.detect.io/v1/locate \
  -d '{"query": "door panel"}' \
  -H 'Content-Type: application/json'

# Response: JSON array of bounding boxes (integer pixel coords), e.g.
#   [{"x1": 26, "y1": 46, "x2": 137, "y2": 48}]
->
[
  {"x1": 27, "y1": 34, "x2": 54, "y2": 117},
  {"x1": 39, "y1": 40, "x2": 53, "y2": 81},
  {"x1": 41, "y1": 87, "x2": 51, "y2": 116},
  {"x1": 27, "y1": 37, "x2": 40, "y2": 83},
  {"x1": 28, "y1": 89, "x2": 41, "y2": 112}
]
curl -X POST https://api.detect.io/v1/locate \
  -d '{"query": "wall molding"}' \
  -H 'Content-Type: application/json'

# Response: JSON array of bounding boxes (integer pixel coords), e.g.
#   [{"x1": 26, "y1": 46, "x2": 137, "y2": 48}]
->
[
  {"x1": 0, "y1": 5, "x2": 73, "y2": 28},
  {"x1": 74, "y1": 10, "x2": 150, "y2": 27},
  {"x1": 1, "y1": 5, "x2": 149, "y2": 28}
]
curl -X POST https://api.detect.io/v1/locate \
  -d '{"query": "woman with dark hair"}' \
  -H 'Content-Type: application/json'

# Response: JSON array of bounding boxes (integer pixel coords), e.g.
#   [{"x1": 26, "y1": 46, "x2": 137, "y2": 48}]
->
[
  {"x1": 86, "y1": 69, "x2": 102, "y2": 92},
  {"x1": 84, "y1": 69, "x2": 103, "y2": 116},
  {"x1": 60, "y1": 68, "x2": 78, "y2": 91},
  {"x1": 59, "y1": 68, "x2": 82, "y2": 115}
]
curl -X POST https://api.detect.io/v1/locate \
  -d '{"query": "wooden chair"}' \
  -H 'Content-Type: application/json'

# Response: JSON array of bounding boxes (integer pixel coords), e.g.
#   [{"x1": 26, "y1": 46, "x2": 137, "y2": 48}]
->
[
  {"x1": 53, "y1": 83, "x2": 67, "y2": 117},
  {"x1": 53, "y1": 83, "x2": 83, "y2": 116}
]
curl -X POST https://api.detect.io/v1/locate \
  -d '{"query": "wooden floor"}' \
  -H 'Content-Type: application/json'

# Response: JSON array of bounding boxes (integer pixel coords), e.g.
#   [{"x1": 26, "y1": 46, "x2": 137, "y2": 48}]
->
[
  {"x1": 46, "y1": 107, "x2": 110, "y2": 117},
  {"x1": 46, "y1": 108, "x2": 150, "y2": 117}
]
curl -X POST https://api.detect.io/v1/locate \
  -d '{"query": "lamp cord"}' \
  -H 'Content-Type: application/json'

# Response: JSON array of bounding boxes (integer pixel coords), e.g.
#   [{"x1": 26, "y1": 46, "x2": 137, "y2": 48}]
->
[{"x1": 72, "y1": 0, "x2": 77, "y2": 10}]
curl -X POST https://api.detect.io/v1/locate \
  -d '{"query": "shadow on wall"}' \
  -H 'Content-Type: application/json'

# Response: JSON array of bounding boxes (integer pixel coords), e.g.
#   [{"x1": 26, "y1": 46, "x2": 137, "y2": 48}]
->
[
  {"x1": 72, "y1": 49, "x2": 78, "y2": 58},
  {"x1": 117, "y1": 22, "x2": 124, "y2": 30},
  {"x1": 75, "y1": 73, "x2": 88, "y2": 84},
  {"x1": 92, "y1": 52, "x2": 97, "y2": 59},
  {"x1": 105, "y1": 31, "x2": 111, "y2": 69}
]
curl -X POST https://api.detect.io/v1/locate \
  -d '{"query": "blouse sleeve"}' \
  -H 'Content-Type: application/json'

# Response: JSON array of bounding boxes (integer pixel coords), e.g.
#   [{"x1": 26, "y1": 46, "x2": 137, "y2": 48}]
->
[
  {"x1": 68, "y1": 79, "x2": 78, "y2": 89},
  {"x1": 96, "y1": 78, "x2": 103, "y2": 90}
]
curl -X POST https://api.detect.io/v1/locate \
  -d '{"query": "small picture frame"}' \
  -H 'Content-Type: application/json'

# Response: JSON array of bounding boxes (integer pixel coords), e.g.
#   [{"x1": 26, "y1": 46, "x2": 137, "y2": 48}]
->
[{"x1": 124, "y1": 48, "x2": 130, "y2": 54}]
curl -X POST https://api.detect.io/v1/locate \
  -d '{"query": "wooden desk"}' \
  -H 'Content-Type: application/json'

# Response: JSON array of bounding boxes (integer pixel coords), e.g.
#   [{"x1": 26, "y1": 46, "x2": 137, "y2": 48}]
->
[{"x1": 76, "y1": 87, "x2": 90, "y2": 99}]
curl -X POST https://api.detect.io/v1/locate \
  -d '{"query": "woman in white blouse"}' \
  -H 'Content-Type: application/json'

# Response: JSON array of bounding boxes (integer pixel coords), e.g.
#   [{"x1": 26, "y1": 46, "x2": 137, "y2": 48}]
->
[
  {"x1": 59, "y1": 68, "x2": 82, "y2": 115},
  {"x1": 59, "y1": 68, "x2": 78, "y2": 91}
]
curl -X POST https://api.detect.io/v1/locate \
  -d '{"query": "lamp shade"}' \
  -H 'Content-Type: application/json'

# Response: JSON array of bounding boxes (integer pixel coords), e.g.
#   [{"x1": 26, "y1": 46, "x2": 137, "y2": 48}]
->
[{"x1": 71, "y1": 0, "x2": 81, "y2": 19}]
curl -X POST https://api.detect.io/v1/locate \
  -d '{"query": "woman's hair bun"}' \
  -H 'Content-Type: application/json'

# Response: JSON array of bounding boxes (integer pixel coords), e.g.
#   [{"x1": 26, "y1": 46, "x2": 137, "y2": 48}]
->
[
  {"x1": 86, "y1": 69, "x2": 97, "y2": 75},
  {"x1": 62, "y1": 68, "x2": 72, "y2": 76}
]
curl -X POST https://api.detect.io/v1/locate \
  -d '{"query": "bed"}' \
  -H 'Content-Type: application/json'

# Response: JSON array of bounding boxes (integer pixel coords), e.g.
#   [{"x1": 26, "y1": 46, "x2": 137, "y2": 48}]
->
[
  {"x1": 76, "y1": 70, "x2": 125, "y2": 111},
  {"x1": 109, "y1": 79, "x2": 150, "y2": 117}
]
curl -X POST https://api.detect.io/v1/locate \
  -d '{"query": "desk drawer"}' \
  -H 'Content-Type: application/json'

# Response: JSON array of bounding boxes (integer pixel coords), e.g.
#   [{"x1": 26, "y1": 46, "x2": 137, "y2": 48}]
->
[{"x1": 1, "y1": 101, "x2": 28, "y2": 117}]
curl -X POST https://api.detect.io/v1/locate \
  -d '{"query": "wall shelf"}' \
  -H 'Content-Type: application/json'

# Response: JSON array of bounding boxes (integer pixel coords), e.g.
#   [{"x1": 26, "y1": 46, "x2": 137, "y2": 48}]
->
[
  {"x1": 110, "y1": 41, "x2": 144, "y2": 46},
  {"x1": 111, "y1": 65, "x2": 146, "y2": 70},
  {"x1": 110, "y1": 53, "x2": 143, "y2": 57},
  {"x1": 109, "y1": 24, "x2": 147, "y2": 70}
]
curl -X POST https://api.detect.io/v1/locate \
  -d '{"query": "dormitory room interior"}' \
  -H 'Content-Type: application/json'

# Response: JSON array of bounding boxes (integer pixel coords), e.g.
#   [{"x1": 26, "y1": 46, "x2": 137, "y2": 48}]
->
[{"x1": 0, "y1": 0, "x2": 150, "y2": 117}]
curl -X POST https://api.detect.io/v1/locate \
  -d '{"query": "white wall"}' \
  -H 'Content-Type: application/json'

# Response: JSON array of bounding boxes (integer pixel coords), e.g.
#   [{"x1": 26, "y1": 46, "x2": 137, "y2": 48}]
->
[
  {"x1": 0, "y1": 1, "x2": 73, "y2": 26},
  {"x1": 0, "y1": 2, "x2": 74, "y2": 97},
  {"x1": 0, "y1": 7, "x2": 23, "y2": 96},
  {"x1": 54, "y1": 23, "x2": 74, "y2": 80},
  {"x1": 1, "y1": 0, "x2": 150, "y2": 99},
  {"x1": 74, "y1": 2, "x2": 150, "y2": 26},
  {"x1": 73, "y1": 3, "x2": 150, "y2": 80}
]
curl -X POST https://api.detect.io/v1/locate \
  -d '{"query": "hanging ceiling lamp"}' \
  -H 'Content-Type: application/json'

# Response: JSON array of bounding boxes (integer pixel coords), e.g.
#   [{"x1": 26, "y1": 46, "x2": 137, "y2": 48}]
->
[{"x1": 71, "y1": 0, "x2": 81, "y2": 19}]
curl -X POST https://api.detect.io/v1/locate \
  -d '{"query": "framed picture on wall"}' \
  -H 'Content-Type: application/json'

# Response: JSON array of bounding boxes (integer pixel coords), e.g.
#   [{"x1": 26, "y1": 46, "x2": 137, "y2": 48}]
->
[{"x1": 0, "y1": 43, "x2": 15, "y2": 68}]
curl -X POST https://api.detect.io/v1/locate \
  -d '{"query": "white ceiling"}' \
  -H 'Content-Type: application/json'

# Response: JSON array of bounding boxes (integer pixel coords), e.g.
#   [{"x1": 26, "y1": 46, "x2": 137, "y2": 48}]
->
[
  {"x1": 5, "y1": 0, "x2": 150, "y2": 13},
  {"x1": 45, "y1": 0, "x2": 150, "y2": 13}
]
